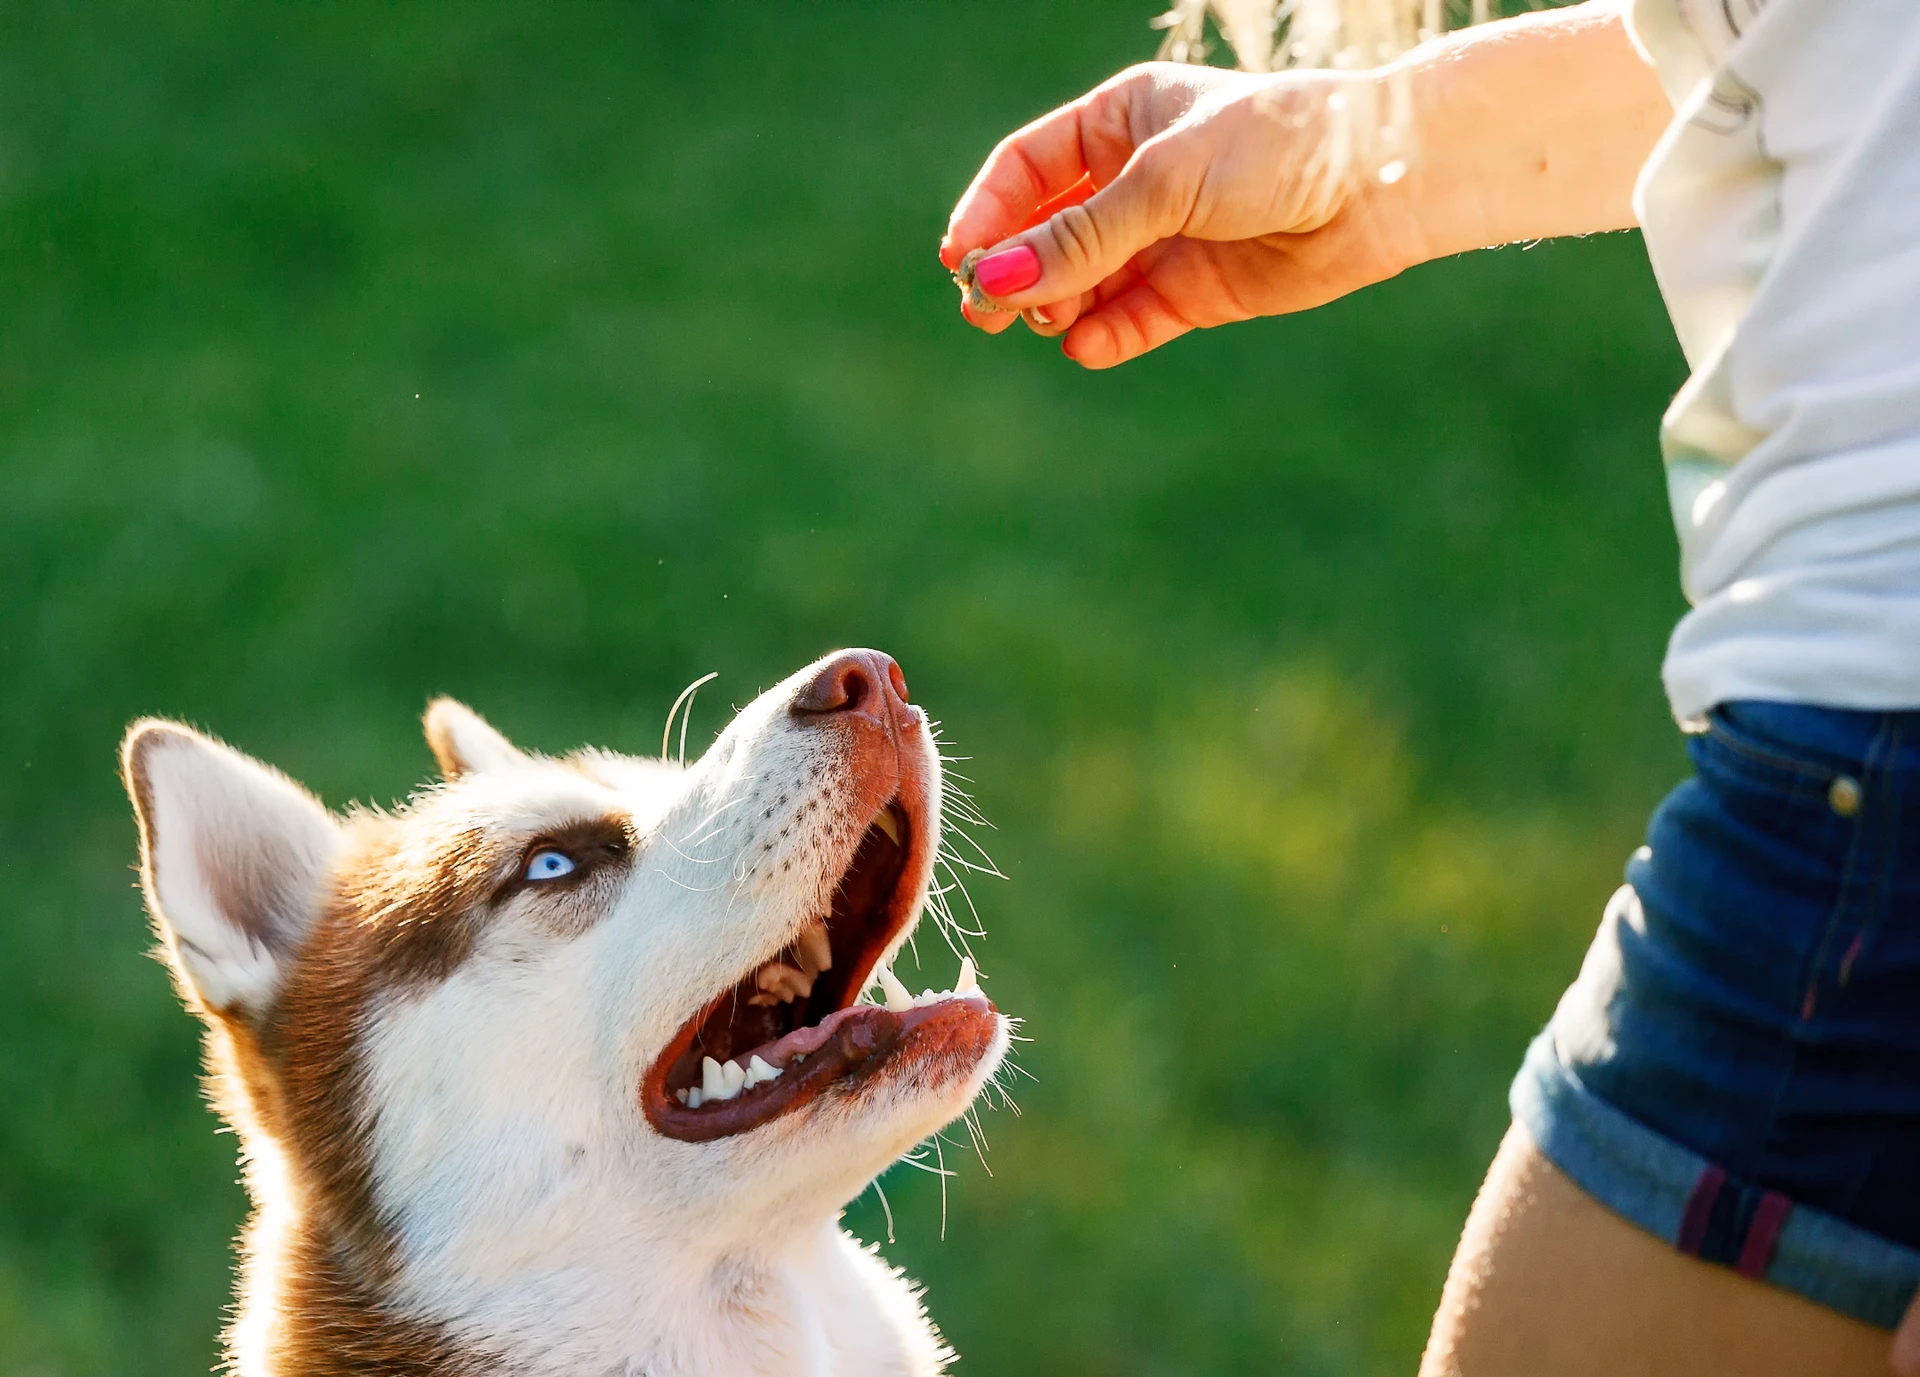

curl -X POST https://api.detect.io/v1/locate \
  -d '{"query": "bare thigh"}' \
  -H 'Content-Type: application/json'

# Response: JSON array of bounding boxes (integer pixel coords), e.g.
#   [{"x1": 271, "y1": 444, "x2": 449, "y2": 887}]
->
[{"x1": 1420, "y1": 1123, "x2": 1896, "y2": 1377}]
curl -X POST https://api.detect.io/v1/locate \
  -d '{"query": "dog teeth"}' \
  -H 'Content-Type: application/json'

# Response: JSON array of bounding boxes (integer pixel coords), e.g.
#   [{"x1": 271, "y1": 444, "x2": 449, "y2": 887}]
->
[
  {"x1": 865, "y1": 957, "x2": 988, "y2": 1012},
  {"x1": 796, "y1": 922, "x2": 833, "y2": 975},
  {"x1": 872, "y1": 805, "x2": 904, "y2": 847},
  {"x1": 754, "y1": 961, "x2": 815, "y2": 1003},
  {"x1": 749, "y1": 924, "x2": 830, "y2": 1006},
  {"x1": 701, "y1": 1055, "x2": 747, "y2": 1102},
  {"x1": 686, "y1": 1054, "x2": 781, "y2": 1109},
  {"x1": 877, "y1": 963, "x2": 913, "y2": 1013}
]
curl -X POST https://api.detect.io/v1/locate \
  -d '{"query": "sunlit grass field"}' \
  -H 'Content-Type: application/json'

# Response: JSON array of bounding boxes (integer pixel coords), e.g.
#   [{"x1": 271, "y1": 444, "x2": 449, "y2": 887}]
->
[{"x1": 0, "y1": 2, "x2": 1689, "y2": 1373}]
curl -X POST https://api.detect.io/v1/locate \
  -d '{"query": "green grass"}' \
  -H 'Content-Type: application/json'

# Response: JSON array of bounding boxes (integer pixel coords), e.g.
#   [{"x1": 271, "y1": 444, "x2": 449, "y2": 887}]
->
[{"x1": 0, "y1": 2, "x2": 1688, "y2": 1373}]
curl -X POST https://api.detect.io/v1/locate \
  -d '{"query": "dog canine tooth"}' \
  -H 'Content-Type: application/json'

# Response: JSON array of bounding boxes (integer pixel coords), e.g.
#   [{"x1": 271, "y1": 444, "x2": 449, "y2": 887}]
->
[
  {"x1": 796, "y1": 922, "x2": 833, "y2": 975},
  {"x1": 955, "y1": 955, "x2": 979, "y2": 996},
  {"x1": 877, "y1": 964, "x2": 913, "y2": 1014},
  {"x1": 701, "y1": 1056, "x2": 727, "y2": 1102},
  {"x1": 872, "y1": 805, "x2": 904, "y2": 847}
]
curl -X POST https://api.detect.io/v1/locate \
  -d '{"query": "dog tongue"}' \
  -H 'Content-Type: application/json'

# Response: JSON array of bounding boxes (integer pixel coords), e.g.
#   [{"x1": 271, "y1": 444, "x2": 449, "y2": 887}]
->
[{"x1": 757, "y1": 1004, "x2": 868, "y2": 1070}]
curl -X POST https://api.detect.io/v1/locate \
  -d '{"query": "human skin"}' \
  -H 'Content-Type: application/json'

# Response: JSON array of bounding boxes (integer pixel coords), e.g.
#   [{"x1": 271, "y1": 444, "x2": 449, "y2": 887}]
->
[
  {"x1": 1422, "y1": 1125, "x2": 1912, "y2": 1377},
  {"x1": 941, "y1": 0, "x2": 1670, "y2": 368},
  {"x1": 945, "y1": 1, "x2": 1920, "y2": 1368}
]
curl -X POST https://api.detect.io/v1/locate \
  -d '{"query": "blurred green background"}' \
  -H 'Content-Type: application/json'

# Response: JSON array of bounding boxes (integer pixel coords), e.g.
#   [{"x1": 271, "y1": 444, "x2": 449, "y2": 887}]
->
[{"x1": 0, "y1": 2, "x2": 1690, "y2": 1373}]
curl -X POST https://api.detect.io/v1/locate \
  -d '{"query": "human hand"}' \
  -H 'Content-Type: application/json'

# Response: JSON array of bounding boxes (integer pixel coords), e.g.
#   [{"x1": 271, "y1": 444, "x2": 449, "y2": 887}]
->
[
  {"x1": 940, "y1": 4, "x2": 1671, "y2": 370},
  {"x1": 940, "y1": 61, "x2": 1421, "y2": 369}
]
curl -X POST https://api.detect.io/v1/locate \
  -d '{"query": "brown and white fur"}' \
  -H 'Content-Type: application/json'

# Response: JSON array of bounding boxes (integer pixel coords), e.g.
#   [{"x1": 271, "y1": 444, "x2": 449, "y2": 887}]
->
[{"x1": 121, "y1": 649, "x2": 1010, "y2": 1377}]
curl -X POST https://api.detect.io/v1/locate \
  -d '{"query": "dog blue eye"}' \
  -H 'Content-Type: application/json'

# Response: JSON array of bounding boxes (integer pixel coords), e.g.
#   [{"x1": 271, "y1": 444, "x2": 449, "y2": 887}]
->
[{"x1": 525, "y1": 849, "x2": 576, "y2": 882}]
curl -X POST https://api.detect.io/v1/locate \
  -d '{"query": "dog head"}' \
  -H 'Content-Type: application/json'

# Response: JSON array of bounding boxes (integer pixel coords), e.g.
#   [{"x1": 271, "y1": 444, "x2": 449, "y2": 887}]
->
[{"x1": 123, "y1": 649, "x2": 1008, "y2": 1357}]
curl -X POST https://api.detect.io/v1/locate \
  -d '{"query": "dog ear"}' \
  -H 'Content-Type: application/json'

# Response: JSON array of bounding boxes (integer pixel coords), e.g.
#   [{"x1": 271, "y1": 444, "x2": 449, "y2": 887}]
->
[
  {"x1": 423, "y1": 698, "x2": 525, "y2": 779},
  {"x1": 122, "y1": 720, "x2": 342, "y2": 1018}
]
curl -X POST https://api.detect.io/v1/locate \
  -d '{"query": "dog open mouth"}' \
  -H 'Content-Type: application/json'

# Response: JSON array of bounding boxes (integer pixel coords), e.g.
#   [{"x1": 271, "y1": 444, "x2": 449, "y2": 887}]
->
[{"x1": 642, "y1": 792, "x2": 997, "y2": 1143}]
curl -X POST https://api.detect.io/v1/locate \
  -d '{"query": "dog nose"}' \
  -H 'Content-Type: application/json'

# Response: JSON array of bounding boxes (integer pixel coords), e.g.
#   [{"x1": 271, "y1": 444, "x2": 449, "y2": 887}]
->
[{"x1": 791, "y1": 649, "x2": 913, "y2": 727}]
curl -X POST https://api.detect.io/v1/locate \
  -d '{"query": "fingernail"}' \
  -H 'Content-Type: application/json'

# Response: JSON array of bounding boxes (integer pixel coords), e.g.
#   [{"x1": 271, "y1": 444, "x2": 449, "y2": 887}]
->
[
  {"x1": 1027, "y1": 305, "x2": 1053, "y2": 327},
  {"x1": 973, "y1": 245, "x2": 1041, "y2": 297}
]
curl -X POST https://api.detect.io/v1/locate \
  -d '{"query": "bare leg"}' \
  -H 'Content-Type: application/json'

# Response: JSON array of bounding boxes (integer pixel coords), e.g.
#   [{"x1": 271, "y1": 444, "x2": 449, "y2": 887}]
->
[
  {"x1": 1896, "y1": 1290, "x2": 1920, "y2": 1376},
  {"x1": 1420, "y1": 1123, "x2": 1896, "y2": 1377}
]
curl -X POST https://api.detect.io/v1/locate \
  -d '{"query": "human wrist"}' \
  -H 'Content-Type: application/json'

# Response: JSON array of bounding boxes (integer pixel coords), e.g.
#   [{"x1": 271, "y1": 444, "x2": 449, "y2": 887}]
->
[
  {"x1": 1312, "y1": 63, "x2": 1440, "y2": 279},
  {"x1": 1365, "y1": 36, "x2": 1510, "y2": 267}
]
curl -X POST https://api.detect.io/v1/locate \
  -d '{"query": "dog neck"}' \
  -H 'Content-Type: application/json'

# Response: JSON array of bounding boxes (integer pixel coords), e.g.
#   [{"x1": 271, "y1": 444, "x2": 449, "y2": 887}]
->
[{"x1": 225, "y1": 1121, "x2": 941, "y2": 1377}]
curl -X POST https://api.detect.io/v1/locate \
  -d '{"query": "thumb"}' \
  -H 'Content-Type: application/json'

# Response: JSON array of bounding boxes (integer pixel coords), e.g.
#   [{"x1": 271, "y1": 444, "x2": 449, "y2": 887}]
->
[{"x1": 965, "y1": 140, "x2": 1193, "y2": 310}]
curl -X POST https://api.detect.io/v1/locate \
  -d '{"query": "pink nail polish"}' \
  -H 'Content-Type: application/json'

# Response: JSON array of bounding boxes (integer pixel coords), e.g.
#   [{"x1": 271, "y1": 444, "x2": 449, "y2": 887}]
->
[{"x1": 973, "y1": 245, "x2": 1041, "y2": 297}]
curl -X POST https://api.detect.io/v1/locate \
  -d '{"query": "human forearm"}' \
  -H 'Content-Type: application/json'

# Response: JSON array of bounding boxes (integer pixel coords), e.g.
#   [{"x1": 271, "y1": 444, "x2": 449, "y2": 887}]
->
[{"x1": 1367, "y1": 0, "x2": 1673, "y2": 267}]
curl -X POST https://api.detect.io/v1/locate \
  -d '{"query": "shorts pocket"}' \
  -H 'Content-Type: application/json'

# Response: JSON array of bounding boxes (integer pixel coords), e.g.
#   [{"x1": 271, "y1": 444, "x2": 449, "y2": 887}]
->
[{"x1": 1693, "y1": 705, "x2": 1845, "y2": 808}]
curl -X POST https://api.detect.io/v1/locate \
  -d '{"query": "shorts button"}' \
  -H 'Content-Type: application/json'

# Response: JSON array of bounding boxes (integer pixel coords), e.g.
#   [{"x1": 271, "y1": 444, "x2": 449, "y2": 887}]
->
[{"x1": 1829, "y1": 775, "x2": 1862, "y2": 817}]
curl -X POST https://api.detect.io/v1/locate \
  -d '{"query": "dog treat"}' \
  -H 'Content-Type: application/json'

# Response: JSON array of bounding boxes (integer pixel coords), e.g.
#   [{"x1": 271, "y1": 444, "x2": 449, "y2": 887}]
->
[{"x1": 953, "y1": 248, "x2": 1012, "y2": 314}]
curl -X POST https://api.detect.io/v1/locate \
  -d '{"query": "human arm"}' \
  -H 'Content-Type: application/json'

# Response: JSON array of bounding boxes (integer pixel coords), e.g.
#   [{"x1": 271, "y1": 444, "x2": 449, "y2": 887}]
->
[{"x1": 940, "y1": 0, "x2": 1673, "y2": 368}]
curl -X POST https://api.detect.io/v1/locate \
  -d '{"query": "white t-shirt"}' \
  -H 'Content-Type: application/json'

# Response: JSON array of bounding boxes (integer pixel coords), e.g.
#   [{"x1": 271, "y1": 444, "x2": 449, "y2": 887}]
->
[{"x1": 1627, "y1": 0, "x2": 1920, "y2": 724}]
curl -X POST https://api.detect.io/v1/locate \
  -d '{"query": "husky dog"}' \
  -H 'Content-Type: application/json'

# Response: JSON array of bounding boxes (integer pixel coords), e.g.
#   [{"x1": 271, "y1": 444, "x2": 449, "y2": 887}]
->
[{"x1": 121, "y1": 649, "x2": 1010, "y2": 1377}]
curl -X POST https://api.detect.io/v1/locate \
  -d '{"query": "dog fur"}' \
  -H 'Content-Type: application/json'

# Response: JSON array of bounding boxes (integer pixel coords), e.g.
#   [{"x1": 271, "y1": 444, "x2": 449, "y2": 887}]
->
[{"x1": 122, "y1": 650, "x2": 1010, "y2": 1377}]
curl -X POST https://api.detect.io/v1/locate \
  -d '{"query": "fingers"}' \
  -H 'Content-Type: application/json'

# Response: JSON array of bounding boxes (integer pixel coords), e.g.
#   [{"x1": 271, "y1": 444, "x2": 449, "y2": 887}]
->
[
  {"x1": 1020, "y1": 293, "x2": 1084, "y2": 336},
  {"x1": 943, "y1": 98, "x2": 1109, "y2": 272},
  {"x1": 1025, "y1": 262, "x2": 1143, "y2": 340},
  {"x1": 946, "y1": 65, "x2": 1206, "y2": 340},
  {"x1": 1059, "y1": 278, "x2": 1196, "y2": 369},
  {"x1": 950, "y1": 178, "x2": 1096, "y2": 337},
  {"x1": 955, "y1": 135, "x2": 1196, "y2": 318},
  {"x1": 948, "y1": 159, "x2": 1098, "y2": 338},
  {"x1": 944, "y1": 63, "x2": 1181, "y2": 267},
  {"x1": 958, "y1": 294, "x2": 1020, "y2": 334}
]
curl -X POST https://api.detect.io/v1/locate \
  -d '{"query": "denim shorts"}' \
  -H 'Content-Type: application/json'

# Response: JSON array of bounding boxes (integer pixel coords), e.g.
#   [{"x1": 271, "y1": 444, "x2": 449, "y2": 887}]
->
[{"x1": 1513, "y1": 700, "x2": 1920, "y2": 1329}]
